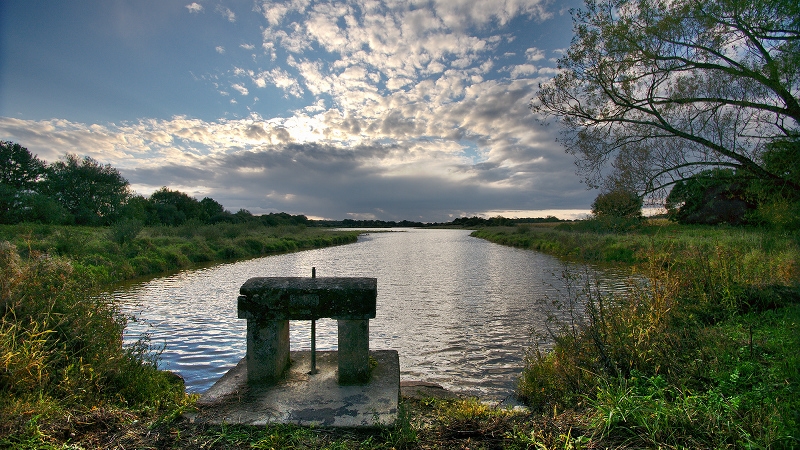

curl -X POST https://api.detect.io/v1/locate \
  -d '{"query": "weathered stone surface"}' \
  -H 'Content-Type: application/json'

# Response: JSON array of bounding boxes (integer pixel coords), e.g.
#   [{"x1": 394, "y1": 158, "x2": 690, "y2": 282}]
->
[
  {"x1": 238, "y1": 277, "x2": 377, "y2": 320},
  {"x1": 189, "y1": 350, "x2": 399, "y2": 428},
  {"x1": 245, "y1": 319, "x2": 289, "y2": 383},
  {"x1": 337, "y1": 319, "x2": 370, "y2": 384},
  {"x1": 238, "y1": 276, "x2": 378, "y2": 386}
]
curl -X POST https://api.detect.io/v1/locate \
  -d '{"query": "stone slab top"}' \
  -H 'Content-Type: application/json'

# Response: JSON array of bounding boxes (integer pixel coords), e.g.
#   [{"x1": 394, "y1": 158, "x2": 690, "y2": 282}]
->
[{"x1": 238, "y1": 277, "x2": 377, "y2": 321}]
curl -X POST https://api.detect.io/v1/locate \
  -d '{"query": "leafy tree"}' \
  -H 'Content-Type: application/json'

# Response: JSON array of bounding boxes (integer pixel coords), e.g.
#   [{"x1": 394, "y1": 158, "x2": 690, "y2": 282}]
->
[
  {"x1": 198, "y1": 197, "x2": 227, "y2": 222},
  {"x1": 0, "y1": 141, "x2": 46, "y2": 189},
  {"x1": 747, "y1": 137, "x2": 800, "y2": 227},
  {"x1": 149, "y1": 187, "x2": 200, "y2": 225},
  {"x1": 590, "y1": 189, "x2": 643, "y2": 231},
  {"x1": 665, "y1": 169, "x2": 755, "y2": 224},
  {"x1": 234, "y1": 208, "x2": 254, "y2": 222},
  {"x1": 0, "y1": 142, "x2": 48, "y2": 224},
  {"x1": 117, "y1": 194, "x2": 156, "y2": 225},
  {"x1": 43, "y1": 154, "x2": 131, "y2": 226},
  {"x1": 532, "y1": 0, "x2": 800, "y2": 199},
  {"x1": 592, "y1": 189, "x2": 643, "y2": 219}
]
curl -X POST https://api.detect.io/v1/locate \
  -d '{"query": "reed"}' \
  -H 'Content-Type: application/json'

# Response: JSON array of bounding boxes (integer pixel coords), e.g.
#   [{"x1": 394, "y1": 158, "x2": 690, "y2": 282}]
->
[
  {"x1": 0, "y1": 242, "x2": 186, "y2": 427},
  {"x1": 0, "y1": 223, "x2": 360, "y2": 283},
  {"x1": 503, "y1": 223, "x2": 800, "y2": 447}
]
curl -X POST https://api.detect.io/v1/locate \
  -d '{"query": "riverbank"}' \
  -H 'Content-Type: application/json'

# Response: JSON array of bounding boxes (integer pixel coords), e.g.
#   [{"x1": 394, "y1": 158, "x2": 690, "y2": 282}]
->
[
  {"x1": 0, "y1": 222, "x2": 360, "y2": 284},
  {"x1": 474, "y1": 221, "x2": 800, "y2": 448},
  {"x1": 2, "y1": 221, "x2": 798, "y2": 448}
]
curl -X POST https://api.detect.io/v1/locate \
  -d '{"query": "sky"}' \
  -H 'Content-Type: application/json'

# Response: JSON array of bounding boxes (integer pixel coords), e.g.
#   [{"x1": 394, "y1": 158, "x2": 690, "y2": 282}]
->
[{"x1": 0, "y1": 0, "x2": 595, "y2": 222}]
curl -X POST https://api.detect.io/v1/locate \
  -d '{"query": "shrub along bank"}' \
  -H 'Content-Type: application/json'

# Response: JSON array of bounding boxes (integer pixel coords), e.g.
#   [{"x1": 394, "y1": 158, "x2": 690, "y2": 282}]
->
[
  {"x1": 475, "y1": 221, "x2": 800, "y2": 448},
  {"x1": 0, "y1": 223, "x2": 361, "y2": 446},
  {"x1": 0, "y1": 222, "x2": 360, "y2": 284},
  {"x1": 3, "y1": 220, "x2": 798, "y2": 448}
]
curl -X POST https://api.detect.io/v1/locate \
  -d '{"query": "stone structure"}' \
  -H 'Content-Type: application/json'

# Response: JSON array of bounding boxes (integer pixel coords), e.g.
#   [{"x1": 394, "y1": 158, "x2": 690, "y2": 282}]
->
[{"x1": 237, "y1": 276, "x2": 377, "y2": 385}]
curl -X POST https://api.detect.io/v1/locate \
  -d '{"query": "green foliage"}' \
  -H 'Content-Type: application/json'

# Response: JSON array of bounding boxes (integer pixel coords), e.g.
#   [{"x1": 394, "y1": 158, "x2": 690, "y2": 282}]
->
[
  {"x1": 0, "y1": 242, "x2": 184, "y2": 413},
  {"x1": 504, "y1": 224, "x2": 800, "y2": 447},
  {"x1": 665, "y1": 168, "x2": 755, "y2": 225},
  {"x1": 588, "y1": 189, "x2": 644, "y2": 232},
  {"x1": 149, "y1": 186, "x2": 200, "y2": 226},
  {"x1": 110, "y1": 218, "x2": 144, "y2": 245},
  {"x1": 591, "y1": 189, "x2": 642, "y2": 219},
  {"x1": 747, "y1": 137, "x2": 800, "y2": 229},
  {"x1": 43, "y1": 154, "x2": 131, "y2": 226},
  {"x1": 533, "y1": 0, "x2": 800, "y2": 200},
  {"x1": 0, "y1": 223, "x2": 360, "y2": 284},
  {"x1": 0, "y1": 141, "x2": 45, "y2": 190},
  {"x1": 591, "y1": 305, "x2": 800, "y2": 448},
  {"x1": 0, "y1": 142, "x2": 48, "y2": 225}
]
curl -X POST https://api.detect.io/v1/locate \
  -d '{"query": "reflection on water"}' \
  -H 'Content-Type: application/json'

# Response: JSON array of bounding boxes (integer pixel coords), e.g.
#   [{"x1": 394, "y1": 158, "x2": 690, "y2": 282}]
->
[{"x1": 114, "y1": 229, "x2": 629, "y2": 399}]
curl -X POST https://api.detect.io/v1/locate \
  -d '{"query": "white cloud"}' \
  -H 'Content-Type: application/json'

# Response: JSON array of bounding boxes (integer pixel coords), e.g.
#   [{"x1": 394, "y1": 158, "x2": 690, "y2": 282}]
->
[
  {"x1": 215, "y1": 46, "x2": 225, "y2": 54},
  {"x1": 240, "y1": 43, "x2": 255, "y2": 50},
  {"x1": 249, "y1": 68, "x2": 304, "y2": 98},
  {"x1": 510, "y1": 64, "x2": 537, "y2": 78},
  {"x1": 525, "y1": 47, "x2": 545, "y2": 61},
  {"x1": 217, "y1": 5, "x2": 235, "y2": 22},
  {"x1": 231, "y1": 83, "x2": 249, "y2": 96},
  {"x1": 185, "y1": 3, "x2": 203, "y2": 13}
]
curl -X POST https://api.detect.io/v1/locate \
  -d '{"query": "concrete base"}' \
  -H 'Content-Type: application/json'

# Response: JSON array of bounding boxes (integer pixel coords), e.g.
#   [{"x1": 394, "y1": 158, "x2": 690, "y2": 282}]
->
[{"x1": 187, "y1": 350, "x2": 399, "y2": 428}]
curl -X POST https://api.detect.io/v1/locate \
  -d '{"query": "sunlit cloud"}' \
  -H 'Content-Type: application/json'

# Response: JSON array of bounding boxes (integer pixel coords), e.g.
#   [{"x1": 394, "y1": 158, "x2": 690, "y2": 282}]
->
[
  {"x1": 231, "y1": 83, "x2": 249, "y2": 96},
  {"x1": 2, "y1": 0, "x2": 593, "y2": 221},
  {"x1": 185, "y1": 3, "x2": 203, "y2": 14}
]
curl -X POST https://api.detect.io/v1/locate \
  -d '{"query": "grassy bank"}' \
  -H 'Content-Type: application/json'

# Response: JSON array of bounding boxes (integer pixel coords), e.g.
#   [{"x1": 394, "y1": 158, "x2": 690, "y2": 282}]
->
[
  {"x1": 0, "y1": 222, "x2": 360, "y2": 284},
  {"x1": 3, "y1": 221, "x2": 799, "y2": 448},
  {"x1": 475, "y1": 222, "x2": 800, "y2": 448},
  {"x1": 0, "y1": 222, "x2": 359, "y2": 448}
]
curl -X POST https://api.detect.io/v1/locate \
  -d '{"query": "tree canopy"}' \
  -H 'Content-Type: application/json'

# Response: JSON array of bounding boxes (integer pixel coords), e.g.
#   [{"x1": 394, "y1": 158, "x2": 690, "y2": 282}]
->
[
  {"x1": 43, "y1": 154, "x2": 131, "y2": 226},
  {"x1": 532, "y1": 0, "x2": 800, "y2": 199},
  {"x1": 0, "y1": 141, "x2": 46, "y2": 190}
]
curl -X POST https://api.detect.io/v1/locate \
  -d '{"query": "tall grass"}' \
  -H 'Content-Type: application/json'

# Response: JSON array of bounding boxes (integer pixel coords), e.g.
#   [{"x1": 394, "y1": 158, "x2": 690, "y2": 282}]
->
[
  {"x1": 0, "y1": 241, "x2": 185, "y2": 440},
  {"x1": 496, "y1": 223, "x2": 800, "y2": 447},
  {"x1": 0, "y1": 223, "x2": 360, "y2": 284}
]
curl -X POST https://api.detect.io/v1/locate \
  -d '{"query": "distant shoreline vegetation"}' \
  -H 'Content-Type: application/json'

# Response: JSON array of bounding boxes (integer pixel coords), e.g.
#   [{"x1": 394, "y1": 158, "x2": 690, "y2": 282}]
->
[{"x1": 2, "y1": 141, "x2": 572, "y2": 230}]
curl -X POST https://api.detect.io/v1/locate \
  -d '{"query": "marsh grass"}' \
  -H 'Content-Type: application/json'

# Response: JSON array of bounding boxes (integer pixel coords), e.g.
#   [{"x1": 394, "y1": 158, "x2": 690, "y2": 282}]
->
[
  {"x1": 0, "y1": 223, "x2": 359, "y2": 447},
  {"x1": 0, "y1": 242, "x2": 186, "y2": 444},
  {"x1": 0, "y1": 223, "x2": 359, "y2": 283},
  {"x1": 500, "y1": 223, "x2": 800, "y2": 447}
]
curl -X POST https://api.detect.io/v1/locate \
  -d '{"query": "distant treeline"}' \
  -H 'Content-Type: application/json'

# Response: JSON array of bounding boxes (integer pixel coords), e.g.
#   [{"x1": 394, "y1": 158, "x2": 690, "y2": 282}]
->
[
  {"x1": 315, "y1": 216, "x2": 566, "y2": 228},
  {"x1": 2, "y1": 141, "x2": 567, "y2": 228},
  {"x1": 0, "y1": 141, "x2": 310, "y2": 227}
]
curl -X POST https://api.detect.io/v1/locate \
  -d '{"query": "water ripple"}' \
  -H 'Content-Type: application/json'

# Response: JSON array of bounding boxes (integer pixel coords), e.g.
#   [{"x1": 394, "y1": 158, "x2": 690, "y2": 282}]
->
[{"x1": 114, "y1": 229, "x2": 628, "y2": 398}]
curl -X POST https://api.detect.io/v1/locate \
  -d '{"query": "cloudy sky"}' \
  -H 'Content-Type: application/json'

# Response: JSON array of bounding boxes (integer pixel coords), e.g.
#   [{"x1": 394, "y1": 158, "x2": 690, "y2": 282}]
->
[{"x1": 0, "y1": 0, "x2": 593, "y2": 222}]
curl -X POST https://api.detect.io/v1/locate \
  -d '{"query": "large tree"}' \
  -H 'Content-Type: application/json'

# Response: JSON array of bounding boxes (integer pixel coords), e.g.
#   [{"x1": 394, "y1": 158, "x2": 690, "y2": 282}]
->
[
  {"x1": 532, "y1": 0, "x2": 800, "y2": 199},
  {"x1": 44, "y1": 154, "x2": 131, "y2": 225},
  {"x1": 0, "y1": 141, "x2": 46, "y2": 190},
  {"x1": 149, "y1": 187, "x2": 201, "y2": 225},
  {"x1": 0, "y1": 142, "x2": 50, "y2": 224}
]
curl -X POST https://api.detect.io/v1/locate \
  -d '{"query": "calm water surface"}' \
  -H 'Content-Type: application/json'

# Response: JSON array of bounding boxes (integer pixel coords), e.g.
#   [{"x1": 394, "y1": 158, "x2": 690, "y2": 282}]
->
[{"x1": 114, "y1": 229, "x2": 627, "y2": 399}]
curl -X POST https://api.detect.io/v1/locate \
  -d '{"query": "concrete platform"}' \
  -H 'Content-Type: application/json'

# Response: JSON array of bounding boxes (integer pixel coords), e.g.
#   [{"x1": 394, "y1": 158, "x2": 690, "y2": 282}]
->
[{"x1": 186, "y1": 350, "x2": 399, "y2": 428}]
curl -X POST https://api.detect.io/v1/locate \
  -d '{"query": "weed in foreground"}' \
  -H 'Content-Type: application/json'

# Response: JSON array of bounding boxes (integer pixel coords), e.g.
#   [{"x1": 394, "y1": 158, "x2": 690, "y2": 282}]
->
[
  {"x1": 0, "y1": 241, "x2": 186, "y2": 440},
  {"x1": 515, "y1": 230, "x2": 800, "y2": 448}
]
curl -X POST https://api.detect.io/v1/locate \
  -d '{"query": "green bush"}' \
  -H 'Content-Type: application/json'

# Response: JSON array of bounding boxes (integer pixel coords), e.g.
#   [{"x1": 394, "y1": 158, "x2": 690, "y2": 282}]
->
[
  {"x1": 513, "y1": 228, "x2": 800, "y2": 447},
  {"x1": 110, "y1": 218, "x2": 143, "y2": 245},
  {"x1": 0, "y1": 242, "x2": 183, "y2": 411}
]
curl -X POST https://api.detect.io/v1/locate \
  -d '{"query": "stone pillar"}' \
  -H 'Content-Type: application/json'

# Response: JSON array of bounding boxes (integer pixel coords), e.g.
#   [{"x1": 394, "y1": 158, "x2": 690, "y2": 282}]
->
[
  {"x1": 246, "y1": 319, "x2": 290, "y2": 383},
  {"x1": 337, "y1": 319, "x2": 370, "y2": 384}
]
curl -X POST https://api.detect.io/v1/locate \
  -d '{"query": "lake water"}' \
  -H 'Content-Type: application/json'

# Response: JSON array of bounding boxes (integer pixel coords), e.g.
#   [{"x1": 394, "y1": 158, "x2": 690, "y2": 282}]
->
[{"x1": 114, "y1": 228, "x2": 627, "y2": 400}]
